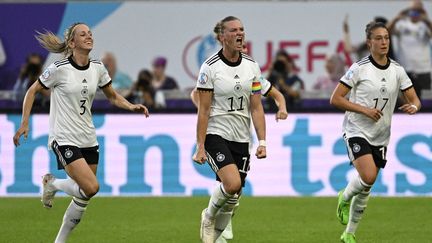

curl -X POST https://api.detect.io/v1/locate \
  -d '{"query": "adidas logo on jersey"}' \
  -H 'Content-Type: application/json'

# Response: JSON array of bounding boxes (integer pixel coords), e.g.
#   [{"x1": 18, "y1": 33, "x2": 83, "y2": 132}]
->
[
  {"x1": 82, "y1": 79, "x2": 88, "y2": 83},
  {"x1": 234, "y1": 74, "x2": 240, "y2": 79}
]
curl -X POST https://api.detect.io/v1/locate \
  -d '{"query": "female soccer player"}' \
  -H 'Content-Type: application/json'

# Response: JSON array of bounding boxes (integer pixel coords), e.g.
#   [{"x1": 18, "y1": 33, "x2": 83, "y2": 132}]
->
[
  {"x1": 192, "y1": 16, "x2": 267, "y2": 243},
  {"x1": 330, "y1": 21, "x2": 420, "y2": 243},
  {"x1": 13, "y1": 22, "x2": 149, "y2": 243}
]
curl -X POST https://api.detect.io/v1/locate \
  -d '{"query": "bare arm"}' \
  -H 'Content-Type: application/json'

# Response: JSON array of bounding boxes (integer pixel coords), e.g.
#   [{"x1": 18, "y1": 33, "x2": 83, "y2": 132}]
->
[
  {"x1": 330, "y1": 83, "x2": 383, "y2": 122},
  {"x1": 190, "y1": 88, "x2": 199, "y2": 108},
  {"x1": 250, "y1": 93, "x2": 266, "y2": 159},
  {"x1": 343, "y1": 15, "x2": 354, "y2": 54},
  {"x1": 102, "y1": 84, "x2": 149, "y2": 116},
  {"x1": 13, "y1": 81, "x2": 45, "y2": 146},
  {"x1": 267, "y1": 87, "x2": 288, "y2": 121},
  {"x1": 399, "y1": 87, "x2": 421, "y2": 114},
  {"x1": 192, "y1": 90, "x2": 212, "y2": 164}
]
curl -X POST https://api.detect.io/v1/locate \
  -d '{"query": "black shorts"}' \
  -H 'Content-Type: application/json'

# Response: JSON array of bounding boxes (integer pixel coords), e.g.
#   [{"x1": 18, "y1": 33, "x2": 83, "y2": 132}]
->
[
  {"x1": 344, "y1": 135, "x2": 387, "y2": 168},
  {"x1": 204, "y1": 134, "x2": 250, "y2": 187},
  {"x1": 51, "y1": 140, "x2": 99, "y2": 170}
]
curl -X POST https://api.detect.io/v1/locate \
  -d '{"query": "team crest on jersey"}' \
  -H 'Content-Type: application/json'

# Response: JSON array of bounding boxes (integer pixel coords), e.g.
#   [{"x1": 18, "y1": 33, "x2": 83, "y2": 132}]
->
[
  {"x1": 42, "y1": 69, "x2": 50, "y2": 80},
  {"x1": 216, "y1": 152, "x2": 225, "y2": 162},
  {"x1": 81, "y1": 85, "x2": 89, "y2": 97},
  {"x1": 380, "y1": 86, "x2": 387, "y2": 95},
  {"x1": 352, "y1": 143, "x2": 361, "y2": 153},
  {"x1": 234, "y1": 82, "x2": 242, "y2": 92},
  {"x1": 64, "y1": 148, "x2": 73, "y2": 159},
  {"x1": 198, "y1": 72, "x2": 208, "y2": 85},
  {"x1": 344, "y1": 69, "x2": 354, "y2": 80}
]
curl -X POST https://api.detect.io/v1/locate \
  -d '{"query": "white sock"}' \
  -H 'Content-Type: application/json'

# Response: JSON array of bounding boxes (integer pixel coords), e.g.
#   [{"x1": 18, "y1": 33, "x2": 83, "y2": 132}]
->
[
  {"x1": 54, "y1": 197, "x2": 89, "y2": 243},
  {"x1": 206, "y1": 183, "x2": 233, "y2": 218},
  {"x1": 53, "y1": 178, "x2": 89, "y2": 199},
  {"x1": 214, "y1": 194, "x2": 238, "y2": 239},
  {"x1": 346, "y1": 190, "x2": 370, "y2": 234},
  {"x1": 343, "y1": 175, "x2": 371, "y2": 201}
]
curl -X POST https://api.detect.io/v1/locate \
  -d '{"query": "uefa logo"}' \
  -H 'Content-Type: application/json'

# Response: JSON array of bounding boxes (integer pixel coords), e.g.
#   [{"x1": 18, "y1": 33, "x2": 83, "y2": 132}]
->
[{"x1": 182, "y1": 34, "x2": 219, "y2": 81}]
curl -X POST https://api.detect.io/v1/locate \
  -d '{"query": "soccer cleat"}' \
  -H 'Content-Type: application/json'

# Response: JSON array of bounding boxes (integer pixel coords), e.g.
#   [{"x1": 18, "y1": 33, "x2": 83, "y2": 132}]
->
[
  {"x1": 337, "y1": 190, "x2": 350, "y2": 225},
  {"x1": 340, "y1": 232, "x2": 356, "y2": 243},
  {"x1": 221, "y1": 218, "x2": 233, "y2": 239},
  {"x1": 200, "y1": 209, "x2": 215, "y2": 243},
  {"x1": 41, "y1": 173, "x2": 57, "y2": 209}
]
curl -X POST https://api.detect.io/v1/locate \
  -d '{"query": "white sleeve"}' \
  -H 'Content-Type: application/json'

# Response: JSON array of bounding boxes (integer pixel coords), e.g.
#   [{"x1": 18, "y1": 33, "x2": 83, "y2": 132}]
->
[
  {"x1": 259, "y1": 76, "x2": 272, "y2": 96},
  {"x1": 98, "y1": 63, "x2": 111, "y2": 88},
  {"x1": 398, "y1": 66, "x2": 413, "y2": 91},
  {"x1": 340, "y1": 63, "x2": 359, "y2": 89},
  {"x1": 38, "y1": 63, "x2": 58, "y2": 89},
  {"x1": 196, "y1": 63, "x2": 213, "y2": 90}
]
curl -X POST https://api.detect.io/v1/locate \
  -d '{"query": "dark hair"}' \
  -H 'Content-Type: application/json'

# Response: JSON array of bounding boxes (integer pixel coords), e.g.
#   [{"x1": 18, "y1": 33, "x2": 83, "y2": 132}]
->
[{"x1": 365, "y1": 21, "x2": 388, "y2": 39}]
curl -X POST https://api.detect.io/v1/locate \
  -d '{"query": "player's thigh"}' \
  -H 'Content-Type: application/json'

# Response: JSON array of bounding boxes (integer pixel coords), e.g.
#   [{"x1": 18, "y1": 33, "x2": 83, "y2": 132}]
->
[{"x1": 64, "y1": 158, "x2": 98, "y2": 190}]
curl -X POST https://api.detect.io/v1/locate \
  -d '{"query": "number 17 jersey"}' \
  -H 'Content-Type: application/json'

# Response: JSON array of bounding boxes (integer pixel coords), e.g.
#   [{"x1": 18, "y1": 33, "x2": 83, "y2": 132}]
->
[{"x1": 340, "y1": 56, "x2": 412, "y2": 146}]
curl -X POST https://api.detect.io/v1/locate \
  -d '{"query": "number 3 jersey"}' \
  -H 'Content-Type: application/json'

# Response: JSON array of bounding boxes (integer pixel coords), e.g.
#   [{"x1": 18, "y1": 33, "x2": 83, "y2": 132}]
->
[
  {"x1": 340, "y1": 56, "x2": 413, "y2": 146},
  {"x1": 196, "y1": 50, "x2": 268, "y2": 143},
  {"x1": 39, "y1": 56, "x2": 111, "y2": 148}
]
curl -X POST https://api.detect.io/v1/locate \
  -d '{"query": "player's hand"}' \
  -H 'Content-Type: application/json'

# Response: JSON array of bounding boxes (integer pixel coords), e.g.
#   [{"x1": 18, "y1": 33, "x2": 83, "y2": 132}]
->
[
  {"x1": 131, "y1": 104, "x2": 149, "y2": 117},
  {"x1": 398, "y1": 104, "x2": 418, "y2": 115},
  {"x1": 13, "y1": 125, "x2": 29, "y2": 147},
  {"x1": 275, "y1": 109, "x2": 288, "y2": 122},
  {"x1": 364, "y1": 108, "x2": 383, "y2": 122},
  {"x1": 192, "y1": 148, "x2": 207, "y2": 164},
  {"x1": 255, "y1": 146, "x2": 266, "y2": 159}
]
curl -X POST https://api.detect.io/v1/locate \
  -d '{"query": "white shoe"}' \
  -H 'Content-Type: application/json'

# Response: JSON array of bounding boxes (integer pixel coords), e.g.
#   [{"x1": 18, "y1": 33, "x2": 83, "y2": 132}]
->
[
  {"x1": 221, "y1": 219, "x2": 233, "y2": 239},
  {"x1": 200, "y1": 209, "x2": 215, "y2": 243},
  {"x1": 41, "y1": 173, "x2": 57, "y2": 209},
  {"x1": 215, "y1": 236, "x2": 228, "y2": 243}
]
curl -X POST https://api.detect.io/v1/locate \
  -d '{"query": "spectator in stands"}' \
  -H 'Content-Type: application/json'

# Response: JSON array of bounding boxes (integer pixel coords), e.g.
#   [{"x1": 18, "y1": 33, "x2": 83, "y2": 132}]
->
[
  {"x1": 151, "y1": 56, "x2": 179, "y2": 90},
  {"x1": 387, "y1": 0, "x2": 432, "y2": 100},
  {"x1": 127, "y1": 69, "x2": 169, "y2": 109},
  {"x1": 101, "y1": 52, "x2": 133, "y2": 96},
  {"x1": 313, "y1": 53, "x2": 346, "y2": 92},
  {"x1": 267, "y1": 49, "x2": 304, "y2": 110},
  {"x1": 343, "y1": 15, "x2": 395, "y2": 61},
  {"x1": 13, "y1": 53, "x2": 49, "y2": 108}
]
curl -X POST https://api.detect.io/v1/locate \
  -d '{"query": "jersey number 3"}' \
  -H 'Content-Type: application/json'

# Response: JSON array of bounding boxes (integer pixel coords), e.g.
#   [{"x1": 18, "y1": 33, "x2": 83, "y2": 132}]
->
[{"x1": 80, "y1": 99, "x2": 87, "y2": 115}]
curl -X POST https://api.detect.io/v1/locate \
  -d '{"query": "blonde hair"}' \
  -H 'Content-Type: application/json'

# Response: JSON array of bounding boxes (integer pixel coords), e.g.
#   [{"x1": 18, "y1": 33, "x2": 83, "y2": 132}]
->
[
  {"x1": 213, "y1": 16, "x2": 240, "y2": 44},
  {"x1": 35, "y1": 22, "x2": 84, "y2": 56}
]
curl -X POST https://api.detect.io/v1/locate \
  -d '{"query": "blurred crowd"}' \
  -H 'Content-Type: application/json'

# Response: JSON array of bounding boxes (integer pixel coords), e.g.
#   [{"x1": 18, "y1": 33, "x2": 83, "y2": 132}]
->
[{"x1": 1, "y1": 0, "x2": 431, "y2": 113}]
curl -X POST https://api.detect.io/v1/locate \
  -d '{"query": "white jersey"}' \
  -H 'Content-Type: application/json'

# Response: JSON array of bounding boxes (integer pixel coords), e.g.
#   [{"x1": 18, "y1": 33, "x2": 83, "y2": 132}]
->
[
  {"x1": 196, "y1": 50, "x2": 263, "y2": 143},
  {"x1": 39, "y1": 56, "x2": 111, "y2": 148},
  {"x1": 394, "y1": 18, "x2": 432, "y2": 73},
  {"x1": 340, "y1": 56, "x2": 413, "y2": 146}
]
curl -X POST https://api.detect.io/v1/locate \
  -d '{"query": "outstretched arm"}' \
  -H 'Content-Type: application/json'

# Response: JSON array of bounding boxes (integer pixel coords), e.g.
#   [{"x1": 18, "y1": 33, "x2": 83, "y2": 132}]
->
[
  {"x1": 251, "y1": 93, "x2": 266, "y2": 159},
  {"x1": 13, "y1": 80, "x2": 44, "y2": 146},
  {"x1": 102, "y1": 84, "x2": 149, "y2": 117}
]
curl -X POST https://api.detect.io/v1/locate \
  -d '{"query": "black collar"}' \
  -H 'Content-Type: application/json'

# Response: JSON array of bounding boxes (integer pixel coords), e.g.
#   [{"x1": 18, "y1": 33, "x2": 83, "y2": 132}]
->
[
  {"x1": 218, "y1": 49, "x2": 241, "y2": 67},
  {"x1": 68, "y1": 55, "x2": 90, "y2": 70},
  {"x1": 369, "y1": 55, "x2": 389, "y2": 70}
]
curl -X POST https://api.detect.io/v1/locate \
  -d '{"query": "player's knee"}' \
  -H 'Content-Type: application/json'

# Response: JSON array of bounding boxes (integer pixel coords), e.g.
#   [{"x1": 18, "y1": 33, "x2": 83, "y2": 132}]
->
[
  {"x1": 84, "y1": 182, "x2": 99, "y2": 198},
  {"x1": 224, "y1": 180, "x2": 241, "y2": 195}
]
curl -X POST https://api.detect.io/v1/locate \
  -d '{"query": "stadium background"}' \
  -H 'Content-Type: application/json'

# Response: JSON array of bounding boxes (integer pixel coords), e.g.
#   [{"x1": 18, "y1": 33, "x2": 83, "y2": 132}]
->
[{"x1": 0, "y1": 0, "x2": 431, "y2": 197}]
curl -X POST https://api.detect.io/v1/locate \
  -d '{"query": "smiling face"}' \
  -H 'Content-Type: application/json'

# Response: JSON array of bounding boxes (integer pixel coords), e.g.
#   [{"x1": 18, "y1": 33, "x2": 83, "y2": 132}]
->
[
  {"x1": 220, "y1": 19, "x2": 245, "y2": 53},
  {"x1": 69, "y1": 24, "x2": 93, "y2": 53}
]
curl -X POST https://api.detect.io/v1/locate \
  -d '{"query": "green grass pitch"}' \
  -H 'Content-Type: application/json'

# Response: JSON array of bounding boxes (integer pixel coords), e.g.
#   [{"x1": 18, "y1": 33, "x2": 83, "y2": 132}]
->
[{"x1": 0, "y1": 197, "x2": 430, "y2": 242}]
